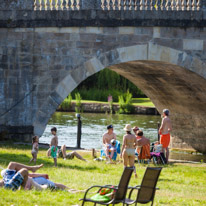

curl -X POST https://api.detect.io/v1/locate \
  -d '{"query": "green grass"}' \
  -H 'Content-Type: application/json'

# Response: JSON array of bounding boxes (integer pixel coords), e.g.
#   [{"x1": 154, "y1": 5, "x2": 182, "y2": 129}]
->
[
  {"x1": 63, "y1": 98, "x2": 154, "y2": 107},
  {"x1": 132, "y1": 98, "x2": 155, "y2": 107},
  {"x1": 0, "y1": 144, "x2": 205, "y2": 206}
]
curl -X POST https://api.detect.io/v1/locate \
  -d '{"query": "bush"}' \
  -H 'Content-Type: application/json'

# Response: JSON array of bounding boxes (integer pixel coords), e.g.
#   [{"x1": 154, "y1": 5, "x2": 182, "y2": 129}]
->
[
  {"x1": 59, "y1": 94, "x2": 72, "y2": 110},
  {"x1": 75, "y1": 92, "x2": 82, "y2": 113},
  {"x1": 118, "y1": 90, "x2": 134, "y2": 114}
]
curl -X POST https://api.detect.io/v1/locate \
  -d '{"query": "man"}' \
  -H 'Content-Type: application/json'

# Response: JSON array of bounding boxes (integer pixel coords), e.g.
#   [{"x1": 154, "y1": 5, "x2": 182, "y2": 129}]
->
[
  {"x1": 47, "y1": 145, "x2": 86, "y2": 161},
  {"x1": 102, "y1": 125, "x2": 117, "y2": 160},
  {"x1": 136, "y1": 130, "x2": 151, "y2": 160},
  {"x1": 0, "y1": 162, "x2": 43, "y2": 191},
  {"x1": 132, "y1": 126, "x2": 139, "y2": 136},
  {"x1": 159, "y1": 109, "x2": 172, "y2": 163}
]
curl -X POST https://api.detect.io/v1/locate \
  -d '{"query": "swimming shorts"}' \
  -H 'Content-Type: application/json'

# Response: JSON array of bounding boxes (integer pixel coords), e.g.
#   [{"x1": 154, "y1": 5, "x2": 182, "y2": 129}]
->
[
  {"x1": 125, "y1": 148, "x2": 136, "y2": 156},
  {"x1": 51, "y1": 146, "x2": 58, "y2": 158},
  {"x1": 2, "y1": 169, "x2": 16, "y2": 182},
  {"x1": 4, "y1": 170, "x2": 24, "y2": 191},
  {"x1": 33, "y1": 177, "x2": 55, "y2": 188},
  {"x1": 160, "y1": 133, "x2": 170, "y2": 148}
]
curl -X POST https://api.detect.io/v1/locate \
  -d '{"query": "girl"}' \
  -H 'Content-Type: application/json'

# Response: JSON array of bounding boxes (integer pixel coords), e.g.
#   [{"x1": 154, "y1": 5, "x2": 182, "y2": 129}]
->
[
  {"x1": 120, "y1": 124, "x2": 138, "y2": 178},
  {"x1": 29, "y1": 136, "x2": 39, "y2": 164}
]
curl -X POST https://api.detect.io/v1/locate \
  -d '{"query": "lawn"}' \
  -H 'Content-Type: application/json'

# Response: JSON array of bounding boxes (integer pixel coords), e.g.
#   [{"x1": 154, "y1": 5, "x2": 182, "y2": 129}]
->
[{"x1": 0, "y1": 144, "x2": 205, "y2": 206}]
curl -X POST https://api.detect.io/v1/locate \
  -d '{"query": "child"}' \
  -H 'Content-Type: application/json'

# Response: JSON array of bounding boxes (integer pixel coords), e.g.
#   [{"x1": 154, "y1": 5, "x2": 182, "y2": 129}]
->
[
  {"x1": 50, "y1": 127, "x2": 58, "y2": 167},
  {"x1": 29, "y1": 136, "x2": 39, "y2": 164}
]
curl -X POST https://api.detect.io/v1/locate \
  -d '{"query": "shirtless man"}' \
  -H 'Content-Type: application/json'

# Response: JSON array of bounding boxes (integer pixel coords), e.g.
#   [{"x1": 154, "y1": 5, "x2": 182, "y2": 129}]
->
[
  {"x1": 102, "y1": 125, "x2": 117, "y2": 160},
  {"x1": 159, "y1": 109, "x2": 172, "y2": 163},
  {"x1": 47, "y1": 145, "x2": 86, "y2": 161},
  {"x1": 50, "y1": 127, "x2": 58, "y2": 167},
  {"x1": 0, "y1": 162, "x2": 43, "y2": 191}
]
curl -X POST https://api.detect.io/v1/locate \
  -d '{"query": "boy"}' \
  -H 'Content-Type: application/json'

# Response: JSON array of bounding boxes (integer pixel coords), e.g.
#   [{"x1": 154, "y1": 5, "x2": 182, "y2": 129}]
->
[{"x1": 50, "y1": 127, "x2": 58, "y2": 167}]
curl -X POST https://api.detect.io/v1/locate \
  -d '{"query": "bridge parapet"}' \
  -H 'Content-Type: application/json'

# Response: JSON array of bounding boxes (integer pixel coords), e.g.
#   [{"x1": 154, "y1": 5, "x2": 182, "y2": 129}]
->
[
  {"x1": 0, "y1": 0, "x2": 205, "y2": 28},
  {"x1": 34, "y1": 0, "x2": 201, "y2": 11},
  {"x1": 0, "y1": 0, "x2": 204, "y2": 11}
]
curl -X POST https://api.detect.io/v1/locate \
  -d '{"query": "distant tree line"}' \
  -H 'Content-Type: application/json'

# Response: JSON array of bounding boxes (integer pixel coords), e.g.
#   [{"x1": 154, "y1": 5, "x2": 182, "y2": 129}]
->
[{"x1": 71, "y1": 68, "x2": 146, "y2": 102}]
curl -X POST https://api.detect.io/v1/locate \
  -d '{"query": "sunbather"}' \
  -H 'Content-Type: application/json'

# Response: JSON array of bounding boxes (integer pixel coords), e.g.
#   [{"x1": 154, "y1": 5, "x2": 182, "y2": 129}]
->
[
  {"x1": 120, "y1": 124, "x2": 138, "y2": 178},
  {"x1": 47, "y1": 145, "x2": 86, "y2": 161},
  {"x1": 0, "y1": 162, "x2": 43, "y2": 191},
  {"x1": 25, "y1": 173, "x2": 68, "y2": 190}
]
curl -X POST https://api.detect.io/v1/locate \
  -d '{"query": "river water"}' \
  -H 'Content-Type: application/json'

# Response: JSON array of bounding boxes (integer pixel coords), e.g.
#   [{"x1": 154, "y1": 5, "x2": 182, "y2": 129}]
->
[
  {"x1": 40, "y1": 112, "x2": 206, "y2": 162},
  {"x1": 40, "y1": 112, "x2": 161, "y2": 149}
]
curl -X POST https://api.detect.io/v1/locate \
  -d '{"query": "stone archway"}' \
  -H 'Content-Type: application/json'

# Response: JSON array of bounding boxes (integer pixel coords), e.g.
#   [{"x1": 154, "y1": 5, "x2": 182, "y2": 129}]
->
[{"x1": 33, "y1": 43, "x2": 206, "y2": 153}]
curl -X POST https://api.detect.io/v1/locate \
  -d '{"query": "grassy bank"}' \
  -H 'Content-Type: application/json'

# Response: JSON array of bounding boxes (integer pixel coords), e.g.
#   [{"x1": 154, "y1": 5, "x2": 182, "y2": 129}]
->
[
  {"x1": 0, "y1": 144, "x2": 205, "y2": 206},
  {"x1": 60, "y1": 98, "x2": 155, "y2": 109}
]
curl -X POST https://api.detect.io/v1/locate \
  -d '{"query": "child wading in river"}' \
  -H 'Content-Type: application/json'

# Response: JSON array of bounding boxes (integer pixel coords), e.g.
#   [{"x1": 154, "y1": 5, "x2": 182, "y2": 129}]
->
[
  {"x1": 50, "y1": 127, "x2": 58, "y2": 167},
  {"x1": 29, "y1": 136, "x2": 39, "y2": 164}
]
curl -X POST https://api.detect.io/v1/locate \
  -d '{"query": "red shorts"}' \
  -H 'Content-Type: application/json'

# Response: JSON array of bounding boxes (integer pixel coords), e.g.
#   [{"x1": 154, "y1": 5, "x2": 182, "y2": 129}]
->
[{"x1": 160, "y1": 133, "x2": 170, "y2": 148}]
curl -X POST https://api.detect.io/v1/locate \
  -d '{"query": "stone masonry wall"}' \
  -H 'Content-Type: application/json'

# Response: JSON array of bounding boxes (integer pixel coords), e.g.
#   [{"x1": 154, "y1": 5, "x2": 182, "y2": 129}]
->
[{"x1": 0, "y1": 25, "x2": 206, "y2": 152}]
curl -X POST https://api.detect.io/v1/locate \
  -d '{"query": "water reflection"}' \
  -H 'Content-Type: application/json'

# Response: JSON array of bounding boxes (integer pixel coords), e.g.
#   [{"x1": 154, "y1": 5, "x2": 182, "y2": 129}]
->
[{"x1": 40, "y1": 112, "x2": 161, "y2": 149}]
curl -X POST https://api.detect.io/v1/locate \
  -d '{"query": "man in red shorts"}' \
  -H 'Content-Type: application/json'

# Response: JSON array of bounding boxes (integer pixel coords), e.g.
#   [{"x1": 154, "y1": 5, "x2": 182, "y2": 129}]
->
[{"x1": 159, "y1": 109, "x2": 172, "y2": 163}]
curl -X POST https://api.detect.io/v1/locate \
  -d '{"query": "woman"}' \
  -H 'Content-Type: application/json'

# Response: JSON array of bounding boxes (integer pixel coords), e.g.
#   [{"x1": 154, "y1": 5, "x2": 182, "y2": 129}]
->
[{"x1": 120, "y1": 124, "x2": 138, "y2": 178}]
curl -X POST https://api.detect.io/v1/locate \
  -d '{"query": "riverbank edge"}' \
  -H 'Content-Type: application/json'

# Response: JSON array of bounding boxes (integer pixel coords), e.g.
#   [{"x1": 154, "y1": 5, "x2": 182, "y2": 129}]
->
[
  {"x1": 57, "y1": 102, "x2": 159, "y2": 115},
  {"x1": 1, "y1": 142, "x2": 205, "y2": 163},
  {"x1": 4, "y1": 142, "x2": 202, "y2": 156}
]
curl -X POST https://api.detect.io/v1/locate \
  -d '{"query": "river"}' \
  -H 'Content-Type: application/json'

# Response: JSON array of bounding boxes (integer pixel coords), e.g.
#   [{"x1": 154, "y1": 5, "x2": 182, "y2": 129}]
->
[
  {"x1": 40, "y1": 112, "x2": 206, "y2": 162},
  {"x1": 40, "y1": 112, "x2": 161, "y2": 148}
]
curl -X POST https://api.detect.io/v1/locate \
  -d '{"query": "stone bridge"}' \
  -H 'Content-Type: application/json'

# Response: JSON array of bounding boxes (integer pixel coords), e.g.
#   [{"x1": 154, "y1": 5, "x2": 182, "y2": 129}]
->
[{"x1": 0, "y1": 0, "x2": 206, "y2": 153}]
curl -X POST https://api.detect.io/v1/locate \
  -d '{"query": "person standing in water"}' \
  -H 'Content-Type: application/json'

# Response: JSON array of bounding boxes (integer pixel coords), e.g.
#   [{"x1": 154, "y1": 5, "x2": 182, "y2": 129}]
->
[
  {"x1": 159, "y1": 109, "x2": 172, "y2": 163},
  {"x1": 120, "y1": 124, "x2": 138, "y2": 178}
]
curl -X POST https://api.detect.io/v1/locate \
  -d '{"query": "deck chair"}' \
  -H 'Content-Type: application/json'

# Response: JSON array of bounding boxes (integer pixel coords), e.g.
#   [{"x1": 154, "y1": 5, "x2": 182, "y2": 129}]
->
[
  {"x1": 79, "y1": 167, "x2": 133, "y2": 206},
  {"x1": 125, "y1": 167, "x2": 162, "y2": 206}
]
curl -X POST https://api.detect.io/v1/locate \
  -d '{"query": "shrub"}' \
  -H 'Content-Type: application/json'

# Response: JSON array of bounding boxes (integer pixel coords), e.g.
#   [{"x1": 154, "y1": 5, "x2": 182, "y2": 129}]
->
[
  {"x1": 75, "y1": 92, "x2": 82, "y2": 113},
  {"x1": 59, "y1": 94, "x2": 72, "y2": 110},
  {"x1": 118, "y1": 90, "x2": 134, "y2": 114}
]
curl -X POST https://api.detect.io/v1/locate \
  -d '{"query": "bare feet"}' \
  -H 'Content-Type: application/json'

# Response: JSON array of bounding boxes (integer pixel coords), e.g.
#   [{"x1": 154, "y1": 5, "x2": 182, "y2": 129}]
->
[{"x1": 31, "y1": 164, "x2": 44, "y2": 173}]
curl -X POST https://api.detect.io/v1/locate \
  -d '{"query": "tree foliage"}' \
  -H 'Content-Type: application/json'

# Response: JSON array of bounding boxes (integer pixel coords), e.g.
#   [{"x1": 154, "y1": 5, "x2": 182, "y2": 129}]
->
[{"x1": 71, "y1": 68, "x2": 146, "y2": 101}]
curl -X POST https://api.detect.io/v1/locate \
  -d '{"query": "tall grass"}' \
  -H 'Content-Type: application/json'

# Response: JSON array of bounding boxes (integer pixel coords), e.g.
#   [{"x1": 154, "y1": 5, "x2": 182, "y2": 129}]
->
[
  {"x1": 59, "y1": 94, "x2": 72, "y2": 110},
  {"x1": 75, "y1": 92, "x2": 82, "y2": 113},
  {"x1": 118, "y1": 90, "x2": 134, "y2": 114}
]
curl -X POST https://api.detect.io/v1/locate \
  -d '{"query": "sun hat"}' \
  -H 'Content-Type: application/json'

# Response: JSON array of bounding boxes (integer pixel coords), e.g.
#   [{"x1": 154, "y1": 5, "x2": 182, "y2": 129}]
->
[{"x1": 123, "y1": 124, "x2": 132, "y2": 132}]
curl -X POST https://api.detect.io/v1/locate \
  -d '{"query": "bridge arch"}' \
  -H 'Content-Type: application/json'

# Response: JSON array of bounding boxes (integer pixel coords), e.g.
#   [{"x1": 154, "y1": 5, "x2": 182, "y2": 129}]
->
[{"x1": 33, "y1": 43, "x2": 206, "y2": 153}]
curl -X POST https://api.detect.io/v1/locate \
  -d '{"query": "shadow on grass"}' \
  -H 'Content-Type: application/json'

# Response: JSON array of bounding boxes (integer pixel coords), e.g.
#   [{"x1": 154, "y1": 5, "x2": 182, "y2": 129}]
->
[{"x1": 0, "y1": 152, "x2": 98, "y2": 171}]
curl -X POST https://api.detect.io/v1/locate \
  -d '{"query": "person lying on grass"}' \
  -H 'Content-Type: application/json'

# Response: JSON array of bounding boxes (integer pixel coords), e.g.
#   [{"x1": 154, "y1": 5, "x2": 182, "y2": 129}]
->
[
  {"x1": 0, "y1": 162, "x2": 43, "y2": 191},
  {"x1": 25, "y1": 173, "x2": 85, "y2": 193},
  {"x1": 0, "y1": 162, "x2": 84, "y2": 193},
  {"x1": 47, "y1": 144, "x2": 87, "y2": 161}
]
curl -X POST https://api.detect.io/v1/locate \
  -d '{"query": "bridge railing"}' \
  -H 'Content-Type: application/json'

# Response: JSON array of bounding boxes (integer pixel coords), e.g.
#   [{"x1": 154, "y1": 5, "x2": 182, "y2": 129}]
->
[{"x1": 34, "y1": 0, "x2": 202, "y2": 11}]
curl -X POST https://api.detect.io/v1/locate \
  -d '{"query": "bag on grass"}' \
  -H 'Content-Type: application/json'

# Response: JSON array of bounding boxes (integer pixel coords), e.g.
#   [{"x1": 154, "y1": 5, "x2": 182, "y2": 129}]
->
[{"x1": 91, "y1": 187, "x2": 116, "y2": 202}]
